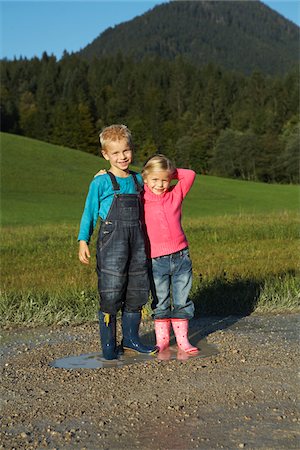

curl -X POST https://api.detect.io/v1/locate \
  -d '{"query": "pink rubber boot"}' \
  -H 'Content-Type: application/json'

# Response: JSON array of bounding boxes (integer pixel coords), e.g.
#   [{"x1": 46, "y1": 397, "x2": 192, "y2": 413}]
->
[
  {"x1": 154, "y1": 319, "x2": 171, "y2": 352},
  {"x1": 171, "y1": 319, "x2": 199, "y2": 354}
]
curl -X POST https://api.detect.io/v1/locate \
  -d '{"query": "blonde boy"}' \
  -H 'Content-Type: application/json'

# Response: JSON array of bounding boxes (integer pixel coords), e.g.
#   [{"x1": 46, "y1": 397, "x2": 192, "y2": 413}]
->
[{"x1": 78, "y1": 124, "x2": 156, "y2": 360}]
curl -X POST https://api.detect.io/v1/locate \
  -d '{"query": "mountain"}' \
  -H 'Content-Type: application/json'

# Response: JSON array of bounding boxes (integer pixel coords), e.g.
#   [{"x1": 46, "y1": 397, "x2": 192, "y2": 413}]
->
[{"x1": 78, "y1": 0, "x2": 299, "y2": 75}]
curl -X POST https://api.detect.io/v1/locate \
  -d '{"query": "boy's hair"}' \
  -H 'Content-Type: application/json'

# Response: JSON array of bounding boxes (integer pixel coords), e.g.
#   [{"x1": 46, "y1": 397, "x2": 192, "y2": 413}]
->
[
  {"x1": 99, "y1": 124, "x2": 133, "y2": 152},
  {"x1": 142, "y1": 154, "x2": 176, "y2": 179}
]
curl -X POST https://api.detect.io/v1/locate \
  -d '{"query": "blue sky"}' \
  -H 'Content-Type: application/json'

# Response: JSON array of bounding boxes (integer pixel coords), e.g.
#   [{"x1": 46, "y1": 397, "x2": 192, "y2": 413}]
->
[{"x1": 1, "y1": 1, "x2": 299, "y2": 60}]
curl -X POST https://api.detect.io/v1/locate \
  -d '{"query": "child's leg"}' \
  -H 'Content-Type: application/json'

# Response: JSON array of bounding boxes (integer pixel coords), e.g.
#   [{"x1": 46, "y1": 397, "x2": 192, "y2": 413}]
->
[
  {"x1": 98, "y1": 311, "x2": 118, "y2": 360},
  {"x1": 171, "y1": 248, "x2": 198, "y2": 354},
  {"x1": 150, "y1": 256, "x2": 172, "y2": 351},
  {"x1": 125, "y1": 223, "x2": 150, "y2": 312},
  {"x1": 96, "y1": 223, "x2": 129, "y2": 359},
  {"x1": 122, "y1": 223, "x2": 157, "y2": 354},
  {"x1": 96, "y1": 222, "x2": 129, "y2": 314},
  {"x1": 171, "y1": 248, "x2": 194, "y2": 320},
  {"x1": 121, "y1": 311, "x2": 157, "y2": 354},
  {"x1": 154, "y1": 318, "x2": 171, "y2": 351},
  {"x1": 150, "y1": 256, "x2": 172, "y2": 320},
  {"x1": 171, "y1": 318, "x2": 198, "y2": 354}
]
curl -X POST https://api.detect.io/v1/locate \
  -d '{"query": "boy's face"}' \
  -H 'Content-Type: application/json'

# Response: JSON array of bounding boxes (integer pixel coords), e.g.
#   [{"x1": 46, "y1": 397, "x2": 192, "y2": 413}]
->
[
  {"x1": 143, "y1": 170, "x2": 171, "y2": 195},
  {"x1": 102, "y1": 139, "x2": 133, "y2": 176}
]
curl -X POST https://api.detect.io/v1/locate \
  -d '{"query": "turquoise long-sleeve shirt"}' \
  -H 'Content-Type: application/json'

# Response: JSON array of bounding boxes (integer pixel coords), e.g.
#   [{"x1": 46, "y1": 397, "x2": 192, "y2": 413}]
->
[{"x1": 78, "y1": 172, "x2": 143, "y2": 243}]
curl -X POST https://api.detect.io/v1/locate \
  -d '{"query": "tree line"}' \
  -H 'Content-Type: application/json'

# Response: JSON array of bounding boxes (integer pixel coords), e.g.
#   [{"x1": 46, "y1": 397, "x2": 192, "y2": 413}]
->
[{"x1": 1, "y1": 52, "x2": 299, "y2": 183}]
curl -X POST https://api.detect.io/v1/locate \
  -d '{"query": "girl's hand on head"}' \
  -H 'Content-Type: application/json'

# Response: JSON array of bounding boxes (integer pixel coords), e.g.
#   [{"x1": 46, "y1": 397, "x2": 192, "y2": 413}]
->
[{"x1": 94, "y1": 169, "x2": 107, "y2": 178}]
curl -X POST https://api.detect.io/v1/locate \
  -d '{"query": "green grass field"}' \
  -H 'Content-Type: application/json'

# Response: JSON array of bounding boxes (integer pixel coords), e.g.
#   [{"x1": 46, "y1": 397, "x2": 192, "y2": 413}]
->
[
  {"x1": 1, "y1": 132, "x2": 299, "y2": 225},
  {"x1": 1, "y1": 132, "x2": 299, "y2": 324}
]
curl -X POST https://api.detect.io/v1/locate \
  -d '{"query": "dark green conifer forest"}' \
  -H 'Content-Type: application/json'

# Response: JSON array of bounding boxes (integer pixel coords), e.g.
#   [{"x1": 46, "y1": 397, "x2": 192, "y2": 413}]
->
[{"x1": 1, "y1": 0, "x2": 299, "y2": 183}]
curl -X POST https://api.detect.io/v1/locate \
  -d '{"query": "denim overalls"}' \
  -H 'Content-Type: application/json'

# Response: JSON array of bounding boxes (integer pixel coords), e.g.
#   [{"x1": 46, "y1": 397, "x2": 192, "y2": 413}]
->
[{"x1": 96, "y1": 171, "x2": 149, "y2": 315}]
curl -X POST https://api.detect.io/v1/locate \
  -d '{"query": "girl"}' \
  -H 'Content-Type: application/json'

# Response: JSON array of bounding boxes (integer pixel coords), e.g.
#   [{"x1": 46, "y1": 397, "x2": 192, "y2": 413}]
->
[{"x1": 142, "y1": 154, "x2": 199, "y2": 354}]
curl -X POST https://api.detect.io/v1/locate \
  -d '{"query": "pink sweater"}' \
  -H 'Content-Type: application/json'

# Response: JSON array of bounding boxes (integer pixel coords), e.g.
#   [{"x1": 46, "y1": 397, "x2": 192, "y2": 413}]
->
[{"x1": 143, "y1": 168, "x2": 196, "y2": 258}]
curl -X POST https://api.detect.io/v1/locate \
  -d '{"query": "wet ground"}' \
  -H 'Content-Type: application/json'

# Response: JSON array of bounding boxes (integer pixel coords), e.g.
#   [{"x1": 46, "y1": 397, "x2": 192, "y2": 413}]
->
[{"x1": 1, "y1": 313, "x2": 299, "y2": 449}]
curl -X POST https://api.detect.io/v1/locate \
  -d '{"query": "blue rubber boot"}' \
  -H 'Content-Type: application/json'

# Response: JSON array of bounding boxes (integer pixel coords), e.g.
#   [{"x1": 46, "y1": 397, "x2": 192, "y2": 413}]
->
[
  {"x1": 122, "y1": 311, "x2": 158, "y2": 354},
  {"x1": 99, "y1": 312, "x2": 118, "y2": 360}
]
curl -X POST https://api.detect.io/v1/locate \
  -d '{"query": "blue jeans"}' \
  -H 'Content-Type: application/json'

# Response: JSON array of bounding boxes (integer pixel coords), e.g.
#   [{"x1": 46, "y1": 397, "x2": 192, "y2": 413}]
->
[{"x1": 150, "y1": 247, "x2": 195, "y2": 320}]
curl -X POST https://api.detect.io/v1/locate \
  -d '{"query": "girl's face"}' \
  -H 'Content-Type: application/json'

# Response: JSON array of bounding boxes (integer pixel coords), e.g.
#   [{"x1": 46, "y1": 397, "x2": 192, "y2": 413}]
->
[{"x1": 144, "y1": 170, "x2": 171, "y2": 195}]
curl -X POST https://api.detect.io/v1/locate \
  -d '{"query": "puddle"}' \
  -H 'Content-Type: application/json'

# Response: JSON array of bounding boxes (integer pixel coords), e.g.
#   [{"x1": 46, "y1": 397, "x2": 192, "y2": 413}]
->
[
  {"x1": 2, "y1": 314, "x2": 298, "y2": 366},
  {"x1": 50, "y1": 339, "x2": 218, "y2": 369}
]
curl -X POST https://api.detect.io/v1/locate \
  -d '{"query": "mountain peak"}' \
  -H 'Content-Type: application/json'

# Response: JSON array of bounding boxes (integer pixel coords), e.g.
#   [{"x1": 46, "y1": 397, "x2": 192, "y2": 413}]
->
[{"x1": 78, "y1": 0, "x2": 299, "y2": 75}]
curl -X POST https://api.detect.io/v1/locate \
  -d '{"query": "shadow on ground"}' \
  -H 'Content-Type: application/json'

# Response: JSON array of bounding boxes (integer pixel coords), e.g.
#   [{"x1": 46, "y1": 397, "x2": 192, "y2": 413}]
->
[
  {"x1": 178, "y1": 275, "x2": 261, "y2": 346},
  {"x1": 192, "y1": 274, "x2": 262, "y2": 316}
]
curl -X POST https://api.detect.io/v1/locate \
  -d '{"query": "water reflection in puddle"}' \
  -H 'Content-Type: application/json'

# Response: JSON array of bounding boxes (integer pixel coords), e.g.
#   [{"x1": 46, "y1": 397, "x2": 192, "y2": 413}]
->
[{"x1": 50, "y1": 338, "x2": 218, "y2": 369}]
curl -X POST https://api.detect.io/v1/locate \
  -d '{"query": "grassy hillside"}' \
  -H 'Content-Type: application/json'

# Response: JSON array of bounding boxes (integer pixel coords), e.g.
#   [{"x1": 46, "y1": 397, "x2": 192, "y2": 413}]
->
[
  {"x1": 0, "y1": 132, "x2": 110, "y2": 226},
  {"x1": 1, "y1": 132, "x2": 299, "y2": 226}
]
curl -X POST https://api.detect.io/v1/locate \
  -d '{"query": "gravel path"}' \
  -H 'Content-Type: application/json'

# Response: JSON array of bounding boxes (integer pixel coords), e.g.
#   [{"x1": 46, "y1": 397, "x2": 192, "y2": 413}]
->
[{"x1": 1, "y1": 314, "x2": 299, "y2": 449}]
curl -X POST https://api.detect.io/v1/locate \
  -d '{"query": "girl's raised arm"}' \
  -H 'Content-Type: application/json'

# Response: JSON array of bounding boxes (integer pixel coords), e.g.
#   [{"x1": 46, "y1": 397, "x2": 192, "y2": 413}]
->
[{"x1": 172, "y1": 168, "x2": 196, "y2": 198}]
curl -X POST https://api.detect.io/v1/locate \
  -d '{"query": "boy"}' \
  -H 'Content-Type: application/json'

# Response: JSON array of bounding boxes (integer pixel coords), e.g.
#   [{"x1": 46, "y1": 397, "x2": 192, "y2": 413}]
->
[{"x1": 78, "y1": 124, "x2": 157, "y2": 360}]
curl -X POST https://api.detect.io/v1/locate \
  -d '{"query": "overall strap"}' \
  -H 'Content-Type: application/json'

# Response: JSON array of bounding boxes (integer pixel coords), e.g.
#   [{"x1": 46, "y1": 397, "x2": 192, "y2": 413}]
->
[
  {"x1": 130, "y1": 171, "x2": 143, "y2": 193},
  {"x1": 107, "y1": 170, "x2": 142, "y2": 193},
  {"x1": 107, "y1": 171, "x2": 120, "y2": 191}
]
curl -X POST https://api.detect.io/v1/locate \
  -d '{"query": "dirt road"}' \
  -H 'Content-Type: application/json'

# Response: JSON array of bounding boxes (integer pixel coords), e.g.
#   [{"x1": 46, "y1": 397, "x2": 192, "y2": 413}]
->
[{"x1": 1, "y1": 314, "x2": 299, "y2": 449}]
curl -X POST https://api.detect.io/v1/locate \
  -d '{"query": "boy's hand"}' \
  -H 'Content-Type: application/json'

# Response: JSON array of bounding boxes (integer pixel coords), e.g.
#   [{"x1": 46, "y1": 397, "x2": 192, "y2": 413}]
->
[
  {"x1": 79, "y1": 240, "x2": 91, "y2": 265},
  {"x1": 94, "y1": 169, "x2": 107, "y2": 178}
]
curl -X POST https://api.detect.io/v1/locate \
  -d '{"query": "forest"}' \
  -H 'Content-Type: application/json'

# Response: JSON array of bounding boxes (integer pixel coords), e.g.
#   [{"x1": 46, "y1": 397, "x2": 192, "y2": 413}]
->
[{"x1": 1, "y1": 53, "x2": 299, "y2": 183}]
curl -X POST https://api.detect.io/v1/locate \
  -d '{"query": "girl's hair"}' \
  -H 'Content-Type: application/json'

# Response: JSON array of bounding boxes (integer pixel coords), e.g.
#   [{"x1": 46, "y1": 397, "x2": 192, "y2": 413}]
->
[
  {"x1": 142, "y1": 154, "x2": 176, "y2": 179},
  {"x1": 99, "y1": 124, "x2": 133, "y2": 151}
]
